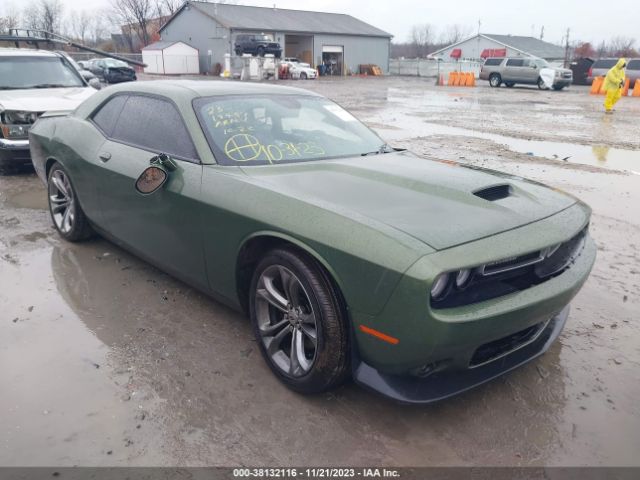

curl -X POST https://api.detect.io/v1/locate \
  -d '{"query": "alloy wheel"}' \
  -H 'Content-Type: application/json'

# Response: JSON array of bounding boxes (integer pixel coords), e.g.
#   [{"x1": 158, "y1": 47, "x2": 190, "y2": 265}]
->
[
  {"x1": 49, "y1": 169, "x2": 76, "y2": 234},
  {"x1": 254, "y1": 265, "x2": 318, "y2": 377}
]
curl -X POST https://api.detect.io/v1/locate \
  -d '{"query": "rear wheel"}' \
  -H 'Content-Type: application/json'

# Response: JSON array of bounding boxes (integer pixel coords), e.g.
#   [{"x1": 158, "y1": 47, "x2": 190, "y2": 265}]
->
[
  {"x1": 489, "y1": 73, "x2": 502, "y2": 87},
  {"x1": 249, "y1": 247, "x2": 349, "y2": 394},
  {"x1": 257, "y1": 46, "x2": 265, "y2": 57},
  {"x1": 47, "y1": 162, "x2": 94, "y2": 242},
  {"x1": 505, "y1": 82, "x2": 515, "y2": 88}
]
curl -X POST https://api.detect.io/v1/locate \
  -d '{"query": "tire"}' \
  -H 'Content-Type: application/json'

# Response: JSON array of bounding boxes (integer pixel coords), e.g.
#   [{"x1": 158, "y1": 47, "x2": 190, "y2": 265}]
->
[
  {"x1": 537, "y1": 77, "x2": 549, "y2": 90},
  {"x1": 489, "y1": 73, "x2": 502, "y2": 87},
  {"x1": 257, "y1": 46, "x2": 265, "y2": 57},
  {"x1": 553, "y1": 85, "x2": 565, "y2": 91},
  {"x1": 235, "y1": 48, "x2": 242, "y2": 56},
  {"x1": 47, "y1": 162, "x2": 94, "y2": 242},
  {"x1": 249, "y1": 247, "x2": 350, "y2": 394},
  {"x1": 505, "y1": 82, "x2": 515, "y2": 88},
  {"x1": 300, "y1": 72, "x2": 307, "y2": 80}
]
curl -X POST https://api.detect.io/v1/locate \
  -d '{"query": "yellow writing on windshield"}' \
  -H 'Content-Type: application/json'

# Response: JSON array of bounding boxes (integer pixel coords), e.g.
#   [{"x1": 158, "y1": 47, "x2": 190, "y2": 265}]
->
[{"x1": 224, "y1": 134, "x2": 326, "y2": 164}]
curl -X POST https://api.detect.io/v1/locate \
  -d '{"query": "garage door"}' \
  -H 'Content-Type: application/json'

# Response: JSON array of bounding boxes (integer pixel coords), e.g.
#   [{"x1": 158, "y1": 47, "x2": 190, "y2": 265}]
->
[{"x1": 322, "y1": 45, "x2": 344, "y2": 76}]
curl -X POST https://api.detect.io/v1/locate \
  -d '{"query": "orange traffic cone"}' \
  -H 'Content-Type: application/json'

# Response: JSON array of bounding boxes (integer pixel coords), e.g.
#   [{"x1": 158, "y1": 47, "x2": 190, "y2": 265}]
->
[
  {"x1": 590, "y1": 76, "x2": 603, "y2": 94},
  {"x1": 448, "y1": 72, "x2": 455, "y2": 86},
  {"x1": 453, "y1": 72, "x2": 461, "y2": 86},
  {"x1": 467, "y1": 72, "x2": 475, "y2": 86},
  {"x1": 599, "y1": 77, "x2": 607, "y2": 95},
  {"x1": 622, "y1": 78, "x2": 630, "y2": 96},
  {"x1": 633, "y1": 79, "x2": 640, "y2": 97},
  {"x1": 439, "y1": 74, "x2": 445, "y2": 86},
  {"x1": 459, "y1": 72, "x2": 467, "y2": 86}
]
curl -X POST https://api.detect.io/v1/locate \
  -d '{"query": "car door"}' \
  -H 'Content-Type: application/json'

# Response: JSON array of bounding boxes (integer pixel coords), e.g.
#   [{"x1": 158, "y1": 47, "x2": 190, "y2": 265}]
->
[
  {"x1": 520, "y1": 59, "x2": 538, "y2": 83},
  {"x1": 93, "y1": 93, "x2": 208, "y2": 291},
  {"x1": 504, "y1": 58, "x2": 524, "y2": 82}
]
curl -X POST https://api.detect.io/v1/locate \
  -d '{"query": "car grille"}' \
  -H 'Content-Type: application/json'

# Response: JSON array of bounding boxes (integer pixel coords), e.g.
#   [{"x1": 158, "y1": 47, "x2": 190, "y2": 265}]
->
[{"x1": 431, "y1": 226, "x2": 588, "y2": 309}]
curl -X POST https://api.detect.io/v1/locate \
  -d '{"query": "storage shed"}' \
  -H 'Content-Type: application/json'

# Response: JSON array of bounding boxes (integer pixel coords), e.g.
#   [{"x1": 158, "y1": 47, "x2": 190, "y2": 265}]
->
[{"x1": 142, "y1": 41, "x2": 200, "y2": 75}]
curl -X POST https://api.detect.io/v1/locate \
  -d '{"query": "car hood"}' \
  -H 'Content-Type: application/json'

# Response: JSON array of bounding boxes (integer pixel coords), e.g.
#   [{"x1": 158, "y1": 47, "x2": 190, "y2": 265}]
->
[
  {"x1": 0, "y1": 87, "x2": 95, "y2": 113},
  {"x1": 241, "y1": 151, "x2": 576, "y2": 250}
]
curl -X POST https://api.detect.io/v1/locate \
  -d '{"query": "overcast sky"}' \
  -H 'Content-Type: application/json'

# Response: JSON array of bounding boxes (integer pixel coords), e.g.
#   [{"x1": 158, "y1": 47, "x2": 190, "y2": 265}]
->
[{"x1": 2, "y1": 0, "x2": 637, "y2": 46}]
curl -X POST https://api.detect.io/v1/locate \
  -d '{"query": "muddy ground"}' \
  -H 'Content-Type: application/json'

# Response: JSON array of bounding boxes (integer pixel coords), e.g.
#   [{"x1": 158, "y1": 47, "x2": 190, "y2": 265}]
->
[{"x1": 1, "y1": 77, "x2": 638, "y2": 467}]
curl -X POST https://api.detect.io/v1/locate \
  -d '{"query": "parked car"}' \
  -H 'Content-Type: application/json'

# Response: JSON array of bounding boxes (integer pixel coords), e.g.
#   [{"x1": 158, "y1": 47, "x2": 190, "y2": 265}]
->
[
  {"x1": 235, "y1": 34, "x2": 282, "y2": 58},
  {"x1": 0, "y1": 48, "x2": 98, "y2": 172},
  {"x1": 569, "y1": 57, "x2": 594, "y2": 85},
  {"x1": 29, "y1": 81, "x2": 595, "y2": 403},
  {"x1": 88, "y1": 58, "x2": 137, "y2": 84},
  {"x1": 284, "y1": 60, "x2": 317, "y2": 80},
  {"x1": 480, "y1": 57, "x2": 573, "y2": 90},
  {"x1": 57, "y1": 51, "x2": 101, "y2": 86},
  {"x1": 587, "y1": 58, "x2": 640, "y2": 87}
]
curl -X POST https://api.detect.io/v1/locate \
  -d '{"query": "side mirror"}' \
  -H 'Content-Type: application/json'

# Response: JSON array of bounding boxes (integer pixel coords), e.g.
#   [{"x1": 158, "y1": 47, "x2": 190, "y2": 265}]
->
[
  {"x1": 135, "y1": 165, "x2": 168, "y2": 195},
  {"x1": 88, "y1": 78, "x2": 102, "y2": 90}
]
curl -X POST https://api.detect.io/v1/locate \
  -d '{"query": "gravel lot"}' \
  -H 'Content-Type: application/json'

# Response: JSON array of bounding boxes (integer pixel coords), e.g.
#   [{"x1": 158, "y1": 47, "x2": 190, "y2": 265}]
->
[{"x1": 1, "y1": 76, "x2": 638, "y2": 467}]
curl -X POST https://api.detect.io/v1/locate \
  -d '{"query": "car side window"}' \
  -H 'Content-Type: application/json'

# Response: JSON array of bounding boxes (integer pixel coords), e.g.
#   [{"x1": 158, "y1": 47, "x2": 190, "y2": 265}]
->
[
  {"x1": 506, "y1": 59, "x2": 524, "y2": 67},
  {"x1": 92, "y1": 95, "x2": 128, "y2": 138},
  {"x1": 110, "y1": 95, "x2": 199, "y2": 161},
  {"x1": 627, "y1": 60, "x2": 640, "y2": 70}
]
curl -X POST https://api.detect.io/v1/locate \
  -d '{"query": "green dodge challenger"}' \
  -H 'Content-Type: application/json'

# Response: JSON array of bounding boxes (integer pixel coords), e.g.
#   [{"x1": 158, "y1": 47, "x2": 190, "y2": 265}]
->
[{"x1": 29, "y1": 81, "x2": 596, "y2": 403}]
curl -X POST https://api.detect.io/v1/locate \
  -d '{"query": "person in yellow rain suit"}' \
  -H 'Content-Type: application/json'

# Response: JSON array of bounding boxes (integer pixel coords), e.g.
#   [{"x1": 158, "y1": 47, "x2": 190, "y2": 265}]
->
[{"x1": 603, "y1": 58, "x2": 627, "y2": 114}]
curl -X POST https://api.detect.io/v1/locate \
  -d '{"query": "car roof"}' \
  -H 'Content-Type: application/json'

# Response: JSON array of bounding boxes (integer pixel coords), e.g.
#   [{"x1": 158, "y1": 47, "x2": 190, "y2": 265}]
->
[
  {"x1": 104, "y1": 80, "x2": 323, "y2": 99},
  {"x1": 0, "y1": 48, "x2": 61, "y2": 57}
]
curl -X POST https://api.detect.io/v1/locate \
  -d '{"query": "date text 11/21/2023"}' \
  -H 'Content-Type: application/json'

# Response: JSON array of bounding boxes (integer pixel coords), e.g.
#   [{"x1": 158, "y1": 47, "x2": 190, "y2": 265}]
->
[{"x1": 232, "y1": 468, "x2": 401, "y2": 478}]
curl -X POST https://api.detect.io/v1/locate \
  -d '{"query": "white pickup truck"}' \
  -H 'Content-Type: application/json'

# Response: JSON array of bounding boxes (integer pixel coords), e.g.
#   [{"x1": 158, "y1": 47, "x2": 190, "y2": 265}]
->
[{"x1": 0, "y1": 48, "x2": 99, "y2": 173}]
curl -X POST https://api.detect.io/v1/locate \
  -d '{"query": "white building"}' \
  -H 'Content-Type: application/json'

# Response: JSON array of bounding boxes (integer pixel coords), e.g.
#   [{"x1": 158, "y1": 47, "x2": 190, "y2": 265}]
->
[
  {"x1": 430, "y1": 33, "x2": 566, "y2": 63},
  {"x1": 142, "y1": 41, "x2": 200, "y2": 75}
]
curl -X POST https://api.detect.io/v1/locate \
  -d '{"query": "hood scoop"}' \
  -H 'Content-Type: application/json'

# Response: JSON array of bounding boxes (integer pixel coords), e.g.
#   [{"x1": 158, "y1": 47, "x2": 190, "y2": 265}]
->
[{"x1": 473, "y1": 184, "x2": 512, "y2": 202}]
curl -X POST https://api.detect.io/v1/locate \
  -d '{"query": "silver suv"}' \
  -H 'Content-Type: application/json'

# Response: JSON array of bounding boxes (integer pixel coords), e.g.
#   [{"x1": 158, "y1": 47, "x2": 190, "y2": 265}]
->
[{"x1": 480, "y1": 57, "x2": 573, "y2": 90}]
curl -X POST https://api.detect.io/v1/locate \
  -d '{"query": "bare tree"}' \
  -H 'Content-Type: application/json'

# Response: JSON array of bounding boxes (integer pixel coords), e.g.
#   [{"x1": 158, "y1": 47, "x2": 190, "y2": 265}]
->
[
  {"x1": 409, "y1": 23, "x2": 434, "y2": 58},
  {"x1": 440, "y1": 24, "x2": 473, "y2": 46},
  {"x1": 608, "y1": 36, "x2": 637, "y2": 57},
  {"x1": 154, "y1": 0, "x2": 182, "y2": 17},
  {"x1": 69, "y1": 10, "x2": 92, "y2": 43},
  {"x1": 111, "y1": 0, "x2": 154, "y2": 48},
  {"x1": 40, "y1": 0, "x2": 64, "y2": 33},
  {"x1": 0, "y1": 3, "x2": 21, "y2": 32}
]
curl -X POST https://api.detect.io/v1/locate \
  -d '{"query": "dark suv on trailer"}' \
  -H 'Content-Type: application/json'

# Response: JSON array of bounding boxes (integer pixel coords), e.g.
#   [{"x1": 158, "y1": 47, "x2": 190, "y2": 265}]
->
[{"x1": 234, "y1": 34, "x2": 282, "y2": 57}]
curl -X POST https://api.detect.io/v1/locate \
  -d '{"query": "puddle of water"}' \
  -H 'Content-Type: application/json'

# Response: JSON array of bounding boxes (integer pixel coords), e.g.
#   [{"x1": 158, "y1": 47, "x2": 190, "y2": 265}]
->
[
  {"x1": 377, "y1": 118, "x2": 640, "y2": 175},
  {"x1": 4, "y1": 188, "x2": 48, "y2": 210}
]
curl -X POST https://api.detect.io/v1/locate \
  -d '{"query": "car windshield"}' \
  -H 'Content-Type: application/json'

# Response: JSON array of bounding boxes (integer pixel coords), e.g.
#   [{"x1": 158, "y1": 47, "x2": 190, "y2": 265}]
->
[
  {"x1": 534, "y1": 59, "x2": 550, "y2": 68},
  {"x1": 257, "y1": 35, "x2": 272, "y2": 42},
  {"x1": 0, "y1": 56, "x2": 84, "y2": 89},
  {"x1": 194, "y1": 95, "x2": 386, "y2": 166},
  {"x1": 103, "y1": 59, "x2": 128, "y2": 67}
]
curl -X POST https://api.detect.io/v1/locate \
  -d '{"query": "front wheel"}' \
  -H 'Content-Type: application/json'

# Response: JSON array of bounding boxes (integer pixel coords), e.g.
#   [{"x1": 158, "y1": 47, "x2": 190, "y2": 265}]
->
[
  {"x1": 257, "y1": 46, "x2": 265, "y2": 57},
  {"x1": 249, "y1": 248, "x2": 349, "y2": 394},
  {"x1": 553, "y1": 85, "x2": 565, "y2": 91},
  {"x1": 47, "y1": 162, "x2": 94, "y2": 242},
  {"x1": 505, "y1": 82, "x2": 515, "y2": 88},
  {"x1": 300, "y1": 72, "x2": 308, "y2": 80},
  {"x1": 489, "y1": 73, "x2": 502, "y2": 87},
  {"x1": 538, "y1": 77, "x2": 549, "y2": 90}
]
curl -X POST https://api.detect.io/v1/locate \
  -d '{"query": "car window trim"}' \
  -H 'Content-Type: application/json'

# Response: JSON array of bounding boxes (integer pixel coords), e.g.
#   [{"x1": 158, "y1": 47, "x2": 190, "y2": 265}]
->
[{"x1": 90, "y1": 92, "x2": 201, "y2": 164}]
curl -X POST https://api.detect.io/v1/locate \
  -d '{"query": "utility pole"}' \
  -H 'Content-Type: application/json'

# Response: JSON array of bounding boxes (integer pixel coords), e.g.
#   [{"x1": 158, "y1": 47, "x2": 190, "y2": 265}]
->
[
  {"x1": 564, "y1": 28, "x2": 570, "y2": 68},
  {"x1": 540, "y1": 26, "x2": 544, "y2": 41}
]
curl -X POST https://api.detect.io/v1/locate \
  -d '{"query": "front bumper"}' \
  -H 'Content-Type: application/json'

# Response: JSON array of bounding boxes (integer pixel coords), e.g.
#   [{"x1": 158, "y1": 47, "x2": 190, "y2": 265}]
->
[
  {"x1": 353, "y1": 305, "x2": 568, "y2": 404},
  {"x1": 0, "y1": 139, "x2": 31, "y2": 167},
  {"x1": 349, "y1": 202, "x2": 595, "y2": 402},
  {"x1": 105, "y1": 71, "x2": 136, "y2": 83}
]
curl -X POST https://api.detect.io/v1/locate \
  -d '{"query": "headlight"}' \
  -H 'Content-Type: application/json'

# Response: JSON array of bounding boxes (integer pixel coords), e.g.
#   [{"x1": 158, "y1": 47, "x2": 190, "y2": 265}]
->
[
  {"x1": 455, "y1": 269, "x2": 472, "y2": 289},
  {"x1": 4, "y1": 111, "x2": 38, "y2": 124},
  {"x1": 0, "y1": 111, "x2": 38, "y2": 140},
  {"x1": 0, "y1": 124, "x2": 30, "y2": 139},
  {"x1": 430, "y1": 273, "x2": 450, "y2": 300}
]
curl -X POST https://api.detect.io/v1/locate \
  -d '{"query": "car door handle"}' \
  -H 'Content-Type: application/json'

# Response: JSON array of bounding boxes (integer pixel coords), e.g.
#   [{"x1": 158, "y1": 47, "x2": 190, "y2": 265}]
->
[{"x1": 99, "y1": 152, "x2": 112, "y2": 162}]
